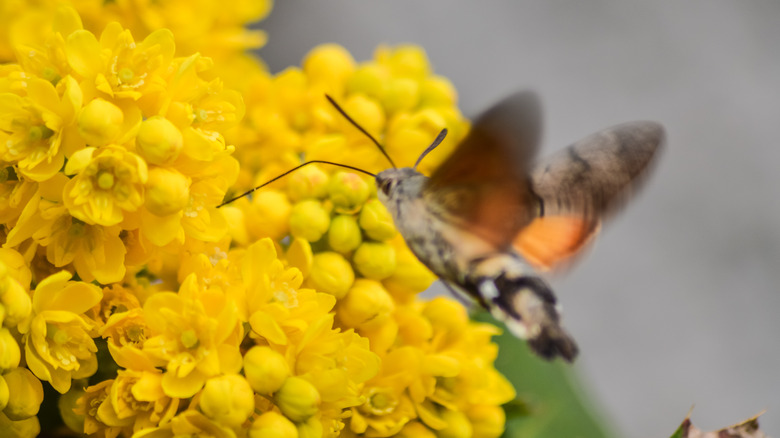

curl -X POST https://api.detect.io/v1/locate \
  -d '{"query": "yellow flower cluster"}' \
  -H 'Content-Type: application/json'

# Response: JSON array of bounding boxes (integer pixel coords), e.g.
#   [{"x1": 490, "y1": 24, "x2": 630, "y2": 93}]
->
[
  {"x1": 0, "y1": 0, "x2": 273, "y2": 68},
  {"x1": 0, "y1": 3, "x2": 517, "y2": 437},
  {"x1": 227, "y1": 44, "x2": 469, "y2": 195},
  {"x1": 221, "y1": 44, "x2": 515, "y2": 437},
  {"x1": 0, "y1": 6, "x2": 243, "y2": 285}
]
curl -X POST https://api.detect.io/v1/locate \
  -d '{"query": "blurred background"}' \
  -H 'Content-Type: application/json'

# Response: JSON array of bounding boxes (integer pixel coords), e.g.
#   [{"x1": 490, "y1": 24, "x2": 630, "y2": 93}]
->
[{"x1": 259, "y1": 2, "x2": 780, "y2": 437}]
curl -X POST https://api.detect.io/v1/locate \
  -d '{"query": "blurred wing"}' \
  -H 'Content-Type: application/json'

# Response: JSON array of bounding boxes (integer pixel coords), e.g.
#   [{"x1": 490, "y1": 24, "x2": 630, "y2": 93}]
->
[
  {"x1": 515, "y1": 121, "x2": 665, "y2": 270},
  {"x1": 425, "y1": 91, "x2": 542, "y2": 247}
]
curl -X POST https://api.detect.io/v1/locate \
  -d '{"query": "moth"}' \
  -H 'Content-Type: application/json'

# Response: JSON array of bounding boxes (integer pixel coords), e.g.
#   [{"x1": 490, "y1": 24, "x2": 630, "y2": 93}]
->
[
  {"x1": 373, "y1": 91, "x2": 663, "y2": 361},
  {"x1": 222, "y1": 91, "x2": 664, "y2": 362}
]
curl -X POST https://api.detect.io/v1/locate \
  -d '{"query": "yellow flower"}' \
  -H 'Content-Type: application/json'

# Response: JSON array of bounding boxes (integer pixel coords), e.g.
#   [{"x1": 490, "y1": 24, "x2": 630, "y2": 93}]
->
[
  {"x1": 350, "y1": 347, "x2": 422, "y2": 436},
  {"x1": 66, "y1": 23, "x2": 175, "y2": 99},
  {"x1": 74, "y1": 380, "x2": 124, "y2": 438},
  {"x1": 6, "y1": 5, "x2": 83, "y2": 83},
  {"x1": 107, "y1": 370, "x2": 179, "y2": 433},
  {"x1": 135, "y1": 409, "x2": 236, "y2": 438},
  {"x1": 20, "y1": 270, "x2": 102, "y2": 393},
  {"x1": 142, "y1": 274, "x2": 242, "y2": 398},
  {"x1": 63, "y1": 146, "x2": 148, "y2": 227},
  {"x1": 2, "y1": 367, "x2": 44, "y2": 421},
  {"x1": 100, "y1": 308, "x2": 156, "y2": 371},
  {"x1": 0, "y1": 76, "x2": 82, "y2": 181}
]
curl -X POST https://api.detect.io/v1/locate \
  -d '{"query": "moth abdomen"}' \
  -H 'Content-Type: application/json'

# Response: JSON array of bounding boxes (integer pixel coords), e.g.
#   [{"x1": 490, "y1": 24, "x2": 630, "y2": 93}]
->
[{"x1": 475, "y1": 273, "x2": 578, "y2": 362}]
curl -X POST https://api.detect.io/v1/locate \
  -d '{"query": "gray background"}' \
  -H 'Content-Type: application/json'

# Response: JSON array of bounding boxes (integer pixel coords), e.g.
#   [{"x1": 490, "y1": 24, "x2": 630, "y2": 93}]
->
[{"x1": 259, "y1": 2, "x2": 780, "y2": 437}]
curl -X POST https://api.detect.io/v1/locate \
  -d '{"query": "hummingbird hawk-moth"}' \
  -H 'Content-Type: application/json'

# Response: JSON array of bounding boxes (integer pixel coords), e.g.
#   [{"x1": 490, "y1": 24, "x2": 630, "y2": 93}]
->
[
  {"x1": 221, "y1": 91, "x2": 664, "y2": 362},
  {"x1": 373, "y1": 91, "x2": 663, "y2": 362}
]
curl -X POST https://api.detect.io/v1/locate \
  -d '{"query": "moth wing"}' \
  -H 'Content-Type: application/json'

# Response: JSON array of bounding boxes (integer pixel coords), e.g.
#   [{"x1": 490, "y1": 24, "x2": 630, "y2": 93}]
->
[
  {"x1": 425, "y1": 91, "x2": 542, "y2": 247},
  {"x1": 516, "y1": 121, "x2": 665, "y2": 270}
]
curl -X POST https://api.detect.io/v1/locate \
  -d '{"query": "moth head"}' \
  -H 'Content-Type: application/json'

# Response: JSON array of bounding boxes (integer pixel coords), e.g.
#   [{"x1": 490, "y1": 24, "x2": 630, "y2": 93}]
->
[{"x1": 376, "y1": 168, "x2": 426, "y2": 204}]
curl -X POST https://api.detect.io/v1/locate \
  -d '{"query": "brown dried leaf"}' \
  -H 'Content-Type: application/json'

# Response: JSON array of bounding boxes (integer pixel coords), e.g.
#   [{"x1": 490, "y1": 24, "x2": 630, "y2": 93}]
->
[{"x1": 671, "y1": 411, "x2": 767, "y2": 438}]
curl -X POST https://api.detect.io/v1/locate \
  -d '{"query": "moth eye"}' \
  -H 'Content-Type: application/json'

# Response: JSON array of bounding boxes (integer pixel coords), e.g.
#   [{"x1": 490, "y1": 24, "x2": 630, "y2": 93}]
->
[{"x1": 380, "y1": 179, "x2": 394, "y2": 195}]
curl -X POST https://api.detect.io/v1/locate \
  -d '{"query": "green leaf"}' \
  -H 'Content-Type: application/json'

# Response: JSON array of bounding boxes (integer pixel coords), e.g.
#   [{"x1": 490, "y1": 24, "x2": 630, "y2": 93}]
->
[{"x1": 471, "y1": 310, "x2": 613, "y2": 438}]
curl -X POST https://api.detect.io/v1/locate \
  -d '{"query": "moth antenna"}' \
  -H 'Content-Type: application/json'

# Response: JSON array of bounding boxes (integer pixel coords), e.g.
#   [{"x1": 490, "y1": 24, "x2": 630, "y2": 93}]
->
[
  {"x1": 217, "y1": 160, "x2": 375, "y2": 208},
  {"x1": 325, "y1": 94, "x2": 397, "y2": 169},
  {"x1": 413, "y1": 128, "x2": 448, "y2": 170}
]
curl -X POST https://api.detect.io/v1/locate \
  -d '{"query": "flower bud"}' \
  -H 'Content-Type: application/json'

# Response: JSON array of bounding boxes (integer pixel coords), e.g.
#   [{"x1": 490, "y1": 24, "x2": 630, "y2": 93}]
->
[
  {"x1": 0, "y1": 278, "x2": 31, "y2": 328},
  {"x1": 307, "y1": 252, "x2": 354, "y2": 299},
  {"x1": 247, "y1": 190, "x2": 291, "y2": 241},
  {"x1": 136, "y1": 116, "x2": 184, "y2": 165},
  {"x1": 58, "y1": 388, "x2": 85, "y2": 435},
  {"x1": 250, "y1": 411, "x2": 298, "y2": 438},
  {"x1": 304, "y1": 44, "x2": 355, "y2": 87},
  {"x1": 343, "y1": 95, "x2": 385, "y2": 137},
  {"x1": 398, "y1": 421, "x2": 436, "y2": 438},
  {"x1": 328, "y1": 215, "x2": 362, "y2": 254},
  {"x1": 422, "y1": 297, "x2": 468, "y2": 332},
  {"x1": 328, "y1": 172, "x2": 370, "y2": 210},
  {"x1": 0, "y1": 328, "x2": 21, "y2": 370},
  {"x1": 358, "y1": 199, "x2": 397, "y2": 241},
  {"x1": 382, "y1": 45, "x2": 431, "y2": 79},
  {"x1": 338, "y1": 279, "x2": 394, "y2": 329},
  {"x1": 274, "y1": 377, "x2": 320, "y2": 423},
  {"x1": 2, "y1": 368, "x2": 43, "y2": 420},
  {"x1": 297, "y1": 415, "x2": 323, "y2": 438},
  {"x1": 420, "y1": 75, "x2": 457, "y2": 107},
  {"x1": 383, "y1": 78, "x2": 419, "y2": 114},
  {"x1": 243, "y1": 346, "x2": 290, "y2": 395},
  {"x1": 289, "y1": 200, "x2": 330, "y2": 242},
  {"x1": 287, "y1": 165, "x2": 329, "y2": 201},
  {"x1": 144, "y1": 167, "x2": 191, "y2": 216},
  {"x1": 0, "y1": 411, "x2": 40, "y2": 438},
  {"x1": 347, "y1": 64, "x2": 389, "y2": 100},
  {"x1": 468, "y1": 404, "x2": 505, "y2": 438},
  {"x1": 438, "y1": 409, "x2": 473, "y2": 438},
  {"x1": 0, "y1": 373, "x2": 7, "y2": 411},
  {"x1": 383, "y1": 239, "x2": 436, "y2": 303},
  {"x1": 353, "y1": 242, "x2": 396, "y2": 280},
  {"x1": 78, "y1": 98, "x2": 123, "y2": 146},
  {"x1": 199, "y1": 374, "x2": 255, "y2": 427}
]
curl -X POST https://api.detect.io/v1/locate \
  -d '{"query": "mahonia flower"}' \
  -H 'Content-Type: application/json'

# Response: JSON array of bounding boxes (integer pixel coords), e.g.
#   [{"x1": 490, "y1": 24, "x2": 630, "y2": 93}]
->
[
  {"x1": 20, "y1": 270, "x2": 102, "y2": 393},
  {"x1": 0, "y1": 2, "x2": 519, "y2": 435},
  {"x1": 1, "y1": 7, "x2": 242, "y2": 285},
  {"x1": 220, "y1": 43, "x2": 516, "y2": 437}
]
